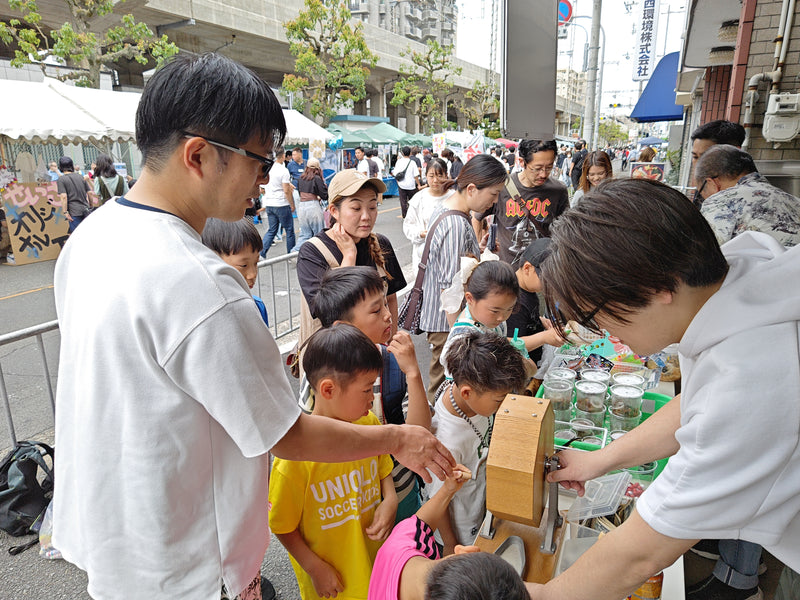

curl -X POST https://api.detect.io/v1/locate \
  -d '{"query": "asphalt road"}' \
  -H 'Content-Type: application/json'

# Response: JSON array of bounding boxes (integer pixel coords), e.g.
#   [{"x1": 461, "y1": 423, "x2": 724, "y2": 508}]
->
[{"x1": 0, "y1": 193, "x2": 433, "y2": 599}]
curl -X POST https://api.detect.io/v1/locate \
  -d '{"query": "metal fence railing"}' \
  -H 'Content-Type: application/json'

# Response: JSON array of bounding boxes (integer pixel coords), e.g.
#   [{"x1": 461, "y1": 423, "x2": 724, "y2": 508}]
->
[{"x1": 0, "y1": 251, "x2": 301, "y2": 448}]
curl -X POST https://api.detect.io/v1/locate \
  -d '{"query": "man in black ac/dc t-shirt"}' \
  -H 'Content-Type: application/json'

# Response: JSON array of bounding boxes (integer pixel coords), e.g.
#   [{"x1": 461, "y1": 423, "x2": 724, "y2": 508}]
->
[{"x1": 475, "y1": 139, "x2": 568, "y2": 267}]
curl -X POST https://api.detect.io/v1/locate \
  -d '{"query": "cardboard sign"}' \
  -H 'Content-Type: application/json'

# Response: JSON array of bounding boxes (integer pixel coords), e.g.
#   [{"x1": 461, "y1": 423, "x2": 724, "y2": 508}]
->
[
  {"x1": 630, "y1": 162, "x2": 666, "y2": 182},
  {"x1": 1, "y1": 182, "x2": 70, "y2": 265}
]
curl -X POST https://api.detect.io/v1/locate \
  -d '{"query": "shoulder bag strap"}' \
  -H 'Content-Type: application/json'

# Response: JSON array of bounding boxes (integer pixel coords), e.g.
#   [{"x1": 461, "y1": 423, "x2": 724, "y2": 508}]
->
[
  {"x1": 504, "y1": 174, "x2": 528, "y2": 216},
  {"x1": 410, "y1": 209, "x2": 470, "y2": 291},
  {"x1": 307, "y1": 236, "x2": 340, "y2": 269}
]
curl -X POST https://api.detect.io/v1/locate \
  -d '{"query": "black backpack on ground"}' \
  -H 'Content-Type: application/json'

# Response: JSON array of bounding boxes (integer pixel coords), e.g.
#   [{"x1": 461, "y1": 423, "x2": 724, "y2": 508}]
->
[{"x1": 0, "y1": 441, "x2": 54, "y2": 538}]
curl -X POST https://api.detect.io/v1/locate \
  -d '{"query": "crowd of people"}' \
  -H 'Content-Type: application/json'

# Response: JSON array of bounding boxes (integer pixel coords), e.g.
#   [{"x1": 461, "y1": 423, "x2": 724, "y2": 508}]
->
[{"x1": 44, "y1": 51, "x2": 800, "y2": 600}]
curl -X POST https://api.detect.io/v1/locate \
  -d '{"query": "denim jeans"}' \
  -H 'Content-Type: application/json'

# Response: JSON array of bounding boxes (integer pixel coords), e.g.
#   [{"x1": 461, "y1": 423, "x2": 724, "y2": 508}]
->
[
  {"x1": 261, "y1": 205, "x2": 295, "y2": 257},
  {"x1": 714, "y1": 540, "x2": 762, "y2": 589},
  {"x1": 292, "y1": 201, "x2": 325, "y2": 252},
  {"x1": 68, "y1": 213, "x2": 88, "y2": 233}
]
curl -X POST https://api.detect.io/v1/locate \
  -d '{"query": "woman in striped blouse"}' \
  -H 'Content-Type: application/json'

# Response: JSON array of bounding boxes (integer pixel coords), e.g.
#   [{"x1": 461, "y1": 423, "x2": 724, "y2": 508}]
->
[{"x1": 417, "y1": 154, "x2": 509, "y2": 403}]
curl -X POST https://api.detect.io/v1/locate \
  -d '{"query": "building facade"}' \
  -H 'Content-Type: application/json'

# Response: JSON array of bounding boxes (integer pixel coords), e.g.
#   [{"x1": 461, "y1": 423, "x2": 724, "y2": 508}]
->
[{"x1": 349, "y1": 0, "x2": 458, "y2": 48}]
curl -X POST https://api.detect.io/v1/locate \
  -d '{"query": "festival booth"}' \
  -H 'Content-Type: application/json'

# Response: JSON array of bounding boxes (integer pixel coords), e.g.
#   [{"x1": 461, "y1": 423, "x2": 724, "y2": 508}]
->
[{"x1": 0, "y1": 80, "x2": 333, "y2": 264}]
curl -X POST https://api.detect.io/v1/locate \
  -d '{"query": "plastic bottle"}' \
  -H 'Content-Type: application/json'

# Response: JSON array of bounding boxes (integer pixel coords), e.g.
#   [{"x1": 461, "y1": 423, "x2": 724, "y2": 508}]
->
[{"x1": 510, "y1": 328, "x2": 530, "y2": 359}]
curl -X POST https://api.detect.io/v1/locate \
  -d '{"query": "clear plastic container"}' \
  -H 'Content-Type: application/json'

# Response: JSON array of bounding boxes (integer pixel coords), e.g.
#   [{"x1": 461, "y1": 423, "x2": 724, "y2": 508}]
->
[
  {"x1": 609, "y1": 384, "x2": 644, "y2": 414},
  {"x1": 580, "y1": 368, "x2": 612, "y2": 385},
  {"x1": 565, "y1": 471, "x2": 632, "y2": 522},
  {"x1": 575, "y1": 380, "x2": 607, "y2": 412},
  {"x1": 611, "y1": 372, "x2": 646, "y2": 389}
]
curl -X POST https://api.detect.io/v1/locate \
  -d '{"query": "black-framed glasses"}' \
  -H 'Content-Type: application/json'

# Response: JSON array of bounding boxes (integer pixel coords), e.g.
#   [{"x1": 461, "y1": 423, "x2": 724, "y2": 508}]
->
[
  {"x1": 576, "y1": 302, "x2": 606, "y2": 333},
  {"x1": 697, "y1": 178, "x2": 710, "y2": 197},
  {"x1": 183, "y1": 132, "x2": 274, "y2": 177}
]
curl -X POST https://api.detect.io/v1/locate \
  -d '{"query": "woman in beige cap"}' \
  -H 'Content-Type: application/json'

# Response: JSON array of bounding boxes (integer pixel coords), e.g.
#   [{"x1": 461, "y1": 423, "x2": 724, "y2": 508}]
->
[{"x1": 297, "y1": 169, "x2": 407, "y2": 332}]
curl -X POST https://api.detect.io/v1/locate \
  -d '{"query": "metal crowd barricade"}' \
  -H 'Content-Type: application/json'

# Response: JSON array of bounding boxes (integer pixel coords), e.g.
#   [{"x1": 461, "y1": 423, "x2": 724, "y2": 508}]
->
[
  {"x1": 255, "y1": 250, "x2": 301, "y2": 342},
  {"x1": 0, "y1": 251, "x2": 302, "y2": 448},
  {"x1": 0, "y1": 321, "x2": 59, "y2": 447}
]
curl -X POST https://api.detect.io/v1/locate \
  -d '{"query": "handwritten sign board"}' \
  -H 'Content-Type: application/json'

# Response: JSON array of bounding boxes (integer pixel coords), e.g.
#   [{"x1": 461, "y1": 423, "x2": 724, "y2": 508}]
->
[{"x1": 1, "y1": 182, "x2": 70, "y2": 265}]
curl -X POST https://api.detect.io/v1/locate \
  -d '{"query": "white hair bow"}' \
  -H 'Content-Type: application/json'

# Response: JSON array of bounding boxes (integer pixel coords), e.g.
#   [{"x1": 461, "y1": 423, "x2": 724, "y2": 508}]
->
[{"x1": 440, "y1": 249, "x2": 499, "y2": 314}]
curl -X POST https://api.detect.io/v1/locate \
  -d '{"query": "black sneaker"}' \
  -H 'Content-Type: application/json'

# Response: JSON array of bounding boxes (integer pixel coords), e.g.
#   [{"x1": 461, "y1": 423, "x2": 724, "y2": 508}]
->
[
  {"x1": 260, "y1": 576, "x2": 276, "y2": 600},
  {"x1": 690, "y1": 539, "x2": 721, "y2": 560},
  {"x1": 686, "y1": 575, "x2": 762, "y2": 600}
]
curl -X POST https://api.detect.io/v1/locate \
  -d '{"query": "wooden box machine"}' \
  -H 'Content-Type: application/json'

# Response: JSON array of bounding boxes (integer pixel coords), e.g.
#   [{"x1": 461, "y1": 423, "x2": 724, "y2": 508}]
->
[{"x1": 474, "y1": 394, "x2": 566, "y2": 583}]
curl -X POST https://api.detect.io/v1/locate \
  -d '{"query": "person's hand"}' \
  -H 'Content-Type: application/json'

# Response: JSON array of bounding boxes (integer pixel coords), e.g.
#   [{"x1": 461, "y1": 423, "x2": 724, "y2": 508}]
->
[
  {"x1": 478, "y1": 230, "x2": 490, "y2": 252},
  {"x1": 328, "y1": 223, "x2": 356, "y2": 258},
  {"x1": 386, "y1": 332, "x2": 420, "y2": 376},
  {"x1": 443, "y1": 463, "x2": 471, "y2": 494},
  {"x1": 540, "y1": 317, "x2": 564, "y2": 347},
  {"x1": 392, "y1": 425, "x2": 455, "y2": 483},
  {"x1": 308, "y1": 560, "x2": 344, "y2": 598},
  {"x1": 365, "y1": 498, "x2": 397, "y2": 541},
  {"x1": 65, "y1": 213, "x2": 74, "y2": 222},
  {"x1": 419, "y1": 229, "x2": 427, "y2": 238},
  {"x1": 547, "y1": 448, "x2": 608, "y2": 496}
]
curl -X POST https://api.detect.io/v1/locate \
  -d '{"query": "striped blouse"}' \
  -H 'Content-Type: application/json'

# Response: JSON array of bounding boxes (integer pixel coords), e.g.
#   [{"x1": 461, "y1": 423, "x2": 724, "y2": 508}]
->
[{"x1": 419, "y1": 206, "x2": 480, "y2": 333}]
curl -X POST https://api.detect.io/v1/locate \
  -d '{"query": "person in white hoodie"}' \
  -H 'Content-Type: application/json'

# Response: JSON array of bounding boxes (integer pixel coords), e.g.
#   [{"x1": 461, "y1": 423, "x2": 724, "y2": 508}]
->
[{"x1": 526, "y1": 178, "x2": 800, "y2": 600}]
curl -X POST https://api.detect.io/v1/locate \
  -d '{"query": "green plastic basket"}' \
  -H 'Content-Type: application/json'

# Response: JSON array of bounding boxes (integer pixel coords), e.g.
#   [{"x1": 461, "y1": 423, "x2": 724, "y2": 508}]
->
[{"x1": 535, "y1": 387, "x2": 672, "y2": 478}]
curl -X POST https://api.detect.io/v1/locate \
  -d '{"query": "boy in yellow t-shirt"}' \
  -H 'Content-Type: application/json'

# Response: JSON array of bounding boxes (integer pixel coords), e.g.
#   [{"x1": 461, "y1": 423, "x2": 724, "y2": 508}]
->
[{"x1": 269, "y1": 323, "x2": 397, "y2": 600}]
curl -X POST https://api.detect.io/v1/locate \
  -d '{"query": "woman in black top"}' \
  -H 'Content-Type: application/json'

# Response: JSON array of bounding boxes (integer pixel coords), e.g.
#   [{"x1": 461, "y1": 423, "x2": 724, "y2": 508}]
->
[
  {"x1": 297, "y1": 169, "x2": 406, "y2": 332},
  {"x1": 293, "y1": 157, "x2": 328, "y2": 251}
]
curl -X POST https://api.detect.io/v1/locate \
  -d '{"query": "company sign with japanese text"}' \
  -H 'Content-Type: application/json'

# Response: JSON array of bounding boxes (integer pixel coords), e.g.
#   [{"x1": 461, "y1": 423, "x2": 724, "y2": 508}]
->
[{"x1": 632, "y1": 0, "x2": 660, "y2": 82}]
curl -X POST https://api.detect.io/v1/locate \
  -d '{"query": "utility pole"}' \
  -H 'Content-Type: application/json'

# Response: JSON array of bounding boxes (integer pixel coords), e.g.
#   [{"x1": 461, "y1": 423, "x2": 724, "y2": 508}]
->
[{"x1": 581, "y1": 0, "x2": 602, "y2": 146}]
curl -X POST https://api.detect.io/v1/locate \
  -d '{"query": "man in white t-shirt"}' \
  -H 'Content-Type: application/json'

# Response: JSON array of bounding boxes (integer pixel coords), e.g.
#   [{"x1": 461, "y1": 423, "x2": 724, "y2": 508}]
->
[
  {"x1": 259, "y1": 147, "x2": 295, "y2": 257},
  {"x1": 528, "y1": 178, "x2": 800, "y2": 600},
  {"x1": 355, "y1": 146, "x2": 370, "y2": 176},
  {"x1": 52, "y1": 53, "x2": 454, "y2": 600},
  {"x1": 392, "y1": 145, "x2": 420, "y2": 218}
]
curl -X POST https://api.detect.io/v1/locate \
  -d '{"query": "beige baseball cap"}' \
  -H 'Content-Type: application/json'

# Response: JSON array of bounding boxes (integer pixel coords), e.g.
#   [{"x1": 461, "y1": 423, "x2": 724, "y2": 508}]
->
[
  {"x1": 307, "y1": 157, "x2": 321, "y2": 169},
  {"x1": 328, "y1": 169, "x2": 386, "y2": 202}
]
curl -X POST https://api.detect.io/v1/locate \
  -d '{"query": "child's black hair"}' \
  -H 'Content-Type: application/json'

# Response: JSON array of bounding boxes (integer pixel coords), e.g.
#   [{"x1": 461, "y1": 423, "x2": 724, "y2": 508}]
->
[
  {"x1": 302, "y1": 323, "x2": 383, "y2": 391},
  {"x1": 444, "y1": 330, "x2": 526, "y2": 394},
  {"x1": 465, "y1": 261, "x2": 519, "y2": 301},
  {"x1": 313, "y1": 267, "x2": 386, "y2": 328},
  {"x1": 202, "y1": 218, "x2": 263, "y2": 255},
  {"x1": 425, "y1": 552, "x2": 529, "y2": 600}
]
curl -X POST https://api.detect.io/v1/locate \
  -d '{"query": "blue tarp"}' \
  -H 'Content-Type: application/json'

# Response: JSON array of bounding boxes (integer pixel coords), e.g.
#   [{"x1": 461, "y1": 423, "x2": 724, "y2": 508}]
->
[{"x1": 630, "y1": 52, "x2": 684, "y2": 123}]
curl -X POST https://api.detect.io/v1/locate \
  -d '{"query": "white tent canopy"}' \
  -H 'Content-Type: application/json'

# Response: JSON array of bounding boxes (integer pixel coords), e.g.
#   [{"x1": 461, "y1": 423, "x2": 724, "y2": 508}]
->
[{"x1": 0, "y1": 78, "x2": 332, "y2": 146}]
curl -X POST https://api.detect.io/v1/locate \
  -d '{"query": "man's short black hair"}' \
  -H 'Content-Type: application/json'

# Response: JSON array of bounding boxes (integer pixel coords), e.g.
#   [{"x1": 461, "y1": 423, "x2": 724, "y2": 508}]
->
[
  {"x1": 355, "y1": 146, "x2": 364, "y2": 153},
  {"x1": 58, "y1": 156, "x2": 75, "y2": 172},
  {"x1": 518, "y1": 139, "x2": 557, "y2": 163},
  {"x1": 201, "y1": 218, "x2": 263, "y2": 255},
  {"x1": 313, "y1": 266, "x2": 386, "y2": 327},
  {"x1": 292, "y1": 146, "x2": 303, "y2": 154},
  {"x1": 543, "y1": 178, "x2": 729, "y2": 332},
  {"x1": 135, "y1": 53, "x2": 285, "y2": 171},
  {"x1": 401, "y1": 146, "x2": 411, "y2": 157},
  {"x1": 690, "y1": 120, "x2": 746, "y2": 147}
]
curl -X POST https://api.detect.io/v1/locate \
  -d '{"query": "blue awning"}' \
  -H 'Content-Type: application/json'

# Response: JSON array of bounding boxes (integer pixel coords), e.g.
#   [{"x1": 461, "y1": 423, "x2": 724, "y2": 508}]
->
[{"x1": 630, "y1": 52, "x2": 684, "y2": 123}]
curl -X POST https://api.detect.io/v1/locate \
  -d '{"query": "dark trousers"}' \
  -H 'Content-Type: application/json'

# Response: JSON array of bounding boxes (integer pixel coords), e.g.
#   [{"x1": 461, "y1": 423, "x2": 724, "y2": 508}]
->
[{"x1": 398, "y1": 187, "x2": 416, "y2": 218}]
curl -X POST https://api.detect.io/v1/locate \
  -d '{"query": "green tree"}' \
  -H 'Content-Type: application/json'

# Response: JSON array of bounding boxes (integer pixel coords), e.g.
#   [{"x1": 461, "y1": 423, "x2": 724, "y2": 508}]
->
[
  {"x1": 282, "y1": 0, "x2": 378, "y2": 126},
  {"x1": 390, "y1": 40, "x2": 461, "y2": 135},
  {"x1": 459, "y1": 79, "x2": 500, "y2": 131},
  {"x1": 0, "y1": 0, "x2": 178, "y2": 88},
  {"x1": 598, "y1": 119, "x2": 627, "y2": 145}
]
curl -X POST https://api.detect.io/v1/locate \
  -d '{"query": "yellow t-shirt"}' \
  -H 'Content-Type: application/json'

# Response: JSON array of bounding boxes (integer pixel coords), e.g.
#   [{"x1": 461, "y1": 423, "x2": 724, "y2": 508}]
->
[{"x1": 269, "y1": 412, "x2": 394, "y2": 600}]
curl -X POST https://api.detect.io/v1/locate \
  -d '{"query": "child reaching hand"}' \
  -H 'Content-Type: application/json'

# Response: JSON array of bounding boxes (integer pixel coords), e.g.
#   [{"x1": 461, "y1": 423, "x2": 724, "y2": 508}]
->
[
  {"x1": 428, "y1": 330, "x2": 527, "y2": 553},
  {"x1": 269, "y1": 324, "x2": 397, "y2": 600},
  {"x1": 312, "y1": 266, "x2": 431, "y2": 521},
  {"x1": 368, "y1": 466, "x2": 530, "y2": 600},
  {"x1": 202, "y1": 218, "x2": 269, "y2": 326}
]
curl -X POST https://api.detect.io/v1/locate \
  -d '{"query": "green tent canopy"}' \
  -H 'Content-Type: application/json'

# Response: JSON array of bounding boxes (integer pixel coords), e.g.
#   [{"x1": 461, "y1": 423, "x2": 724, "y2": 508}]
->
[{"x1": 326, "y1": 125, "x2": 374, "y2": 148}]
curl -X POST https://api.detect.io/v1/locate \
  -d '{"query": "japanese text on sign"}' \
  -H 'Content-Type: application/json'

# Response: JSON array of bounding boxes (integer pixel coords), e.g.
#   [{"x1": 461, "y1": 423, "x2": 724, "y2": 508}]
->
[
  {"x1": 632, "y1": 0, "x2": 660, "y2": 82},
  {"x1": 1, "y1": 182, "x2": 70, "y2": 265}
]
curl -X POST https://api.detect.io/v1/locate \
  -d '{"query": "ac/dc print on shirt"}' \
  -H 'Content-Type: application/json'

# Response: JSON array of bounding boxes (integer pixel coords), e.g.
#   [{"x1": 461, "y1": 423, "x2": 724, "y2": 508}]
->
[{"x1": 483, "y1": 173, "x2": 568, "y2": 266}]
